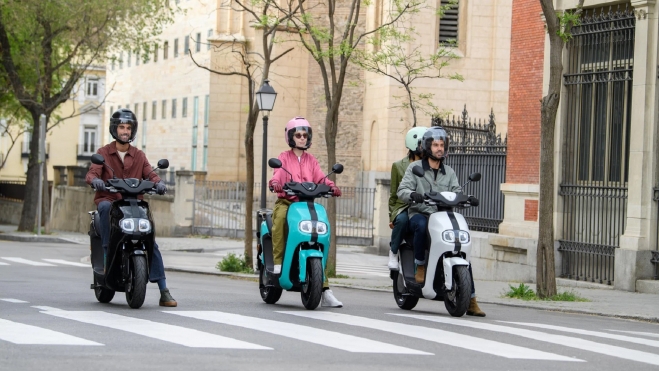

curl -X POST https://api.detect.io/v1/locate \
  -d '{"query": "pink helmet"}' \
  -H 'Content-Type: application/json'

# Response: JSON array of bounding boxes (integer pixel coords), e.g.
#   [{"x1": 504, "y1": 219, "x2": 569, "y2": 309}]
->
[{"x1": 284, "y1": 116, "x2": 312, "y2": 149}]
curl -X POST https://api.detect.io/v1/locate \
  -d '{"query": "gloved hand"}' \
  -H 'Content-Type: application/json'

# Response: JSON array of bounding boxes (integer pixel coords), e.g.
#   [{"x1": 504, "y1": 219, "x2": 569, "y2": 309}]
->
[
  {"x1": 271, "y1": 182, "x2": 283, "y2": 193},
  {"x1": 91, "y1": 178, "x2": 106, "y2": 192},
  {"x1": 410, "y1": 192, "x2": 424, "y2": 204},
  {"x1": 468, "y1": 195, "x2": 479, "y2": 207},
  {"x1": 330, "y1": 186, "x2": 342, "y2": 197},
  {"x1": 155, "y1": 181, "x2": 167, "y2": 195}
]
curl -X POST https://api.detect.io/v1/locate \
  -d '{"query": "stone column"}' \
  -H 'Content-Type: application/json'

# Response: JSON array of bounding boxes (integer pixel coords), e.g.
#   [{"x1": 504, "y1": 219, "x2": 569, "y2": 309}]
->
[
  {"x1": 370, "y1": 178, "x2": 392, "y2": 256},
  {"x1": 174, "y1": 170, "x2": 205, "y2": 236},
  {"x1": 616, "y1": 0, "x2": 658, "y2": 291}
]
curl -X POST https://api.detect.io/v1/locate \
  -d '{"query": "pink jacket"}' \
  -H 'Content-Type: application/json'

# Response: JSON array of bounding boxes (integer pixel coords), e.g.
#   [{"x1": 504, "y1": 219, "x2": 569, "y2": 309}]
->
[{"x1": 268, "y1": 150, "x2": 336, "y2": 201}]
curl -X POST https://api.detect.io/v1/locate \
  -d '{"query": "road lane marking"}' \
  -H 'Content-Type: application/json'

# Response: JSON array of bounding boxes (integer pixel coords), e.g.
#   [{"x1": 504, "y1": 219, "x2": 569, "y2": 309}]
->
[
  {"x1": 39, "y1": 308, "x2": 270, "y2": 349},
  {"x1": 166, "y1": 311, "x2": 429, "y2": 354},
  {"x1": 608, "y1": 330, "x2": 659, "y2": 338},
  {"x1": 392, "y1": 314, "x2": 659, "y2": 366},
  {"x1": 499, "y1": 321, "x2": 659, "y2": 348},
  {"x1": 42, "y1": 259, "x2": 89, "y2": 267},
  {"x1": 279, "y1": 311, "x2": 576, "y2": 361},
  {"x1": 0, "y1": 318, "x2": 101, "y2": 345},
  {"x1": 0, "y1": 262, "x2": 9, "y2": 265},
  {"x1": 1, "y1": 257, "x2": 56, "y2": 266},
  {"x1": 0, "y1": 298, "x2": 28, "y2": 303}
]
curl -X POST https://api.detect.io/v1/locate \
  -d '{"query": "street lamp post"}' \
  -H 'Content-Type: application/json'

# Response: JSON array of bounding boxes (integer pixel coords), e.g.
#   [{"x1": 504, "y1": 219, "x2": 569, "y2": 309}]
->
[{"x1": 255, "y1": 79, "x2": 277, "y2": 209}]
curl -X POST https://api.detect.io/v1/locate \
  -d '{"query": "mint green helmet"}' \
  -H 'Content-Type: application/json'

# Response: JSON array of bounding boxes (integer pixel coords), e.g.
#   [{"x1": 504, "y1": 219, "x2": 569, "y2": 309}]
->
[{"x1": 405, "y1": 126, "x2": 428, "y2": 152}]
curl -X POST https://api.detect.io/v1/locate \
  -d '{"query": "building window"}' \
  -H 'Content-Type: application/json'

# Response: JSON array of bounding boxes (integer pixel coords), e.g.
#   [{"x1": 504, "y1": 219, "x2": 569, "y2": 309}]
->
[
  {"x1": 196, "y1": 32, "x2": 201, "y2": 52},
  {"x1": 172, "y1": 98, "x2": 177, "y2": 118},
  {"x1": 111, "y1": 57, "x2": 115, "y2": 70},
  {"x1": 110, "y1": 106, "x2": 114, "y2": 116},
  {"x1": 174, "y1": 38, "x2": 179, "y2": 57},
  {"x1": 127, "y1": 51, "x2": 131, "y2": 67},
  {"x1": 136, "y1": 50, "x2": 140, "y2": 66},
  {"x1": 119, "y1": 53, "x2": 123, "y2": 69},
  {"x1": 83, "y1": 127, "x2": 97, "y2": 154},
  {"x1": 164, "y1": 41, "x2": 169, "y2": 59},
  {"x1": 134, "y1": 103, "x2": 139, "y2": 118},
  {"x1": 152, "y1": 101, "x2": 157, "y2": 120},
  {"x1": 203, "y1": 95, "x2": 209, "y2": 170},
  {"x1": 184, "y1": 36, "x2": 190, "y2": 55},
  {"x1": 142, "y1": 102, "x2": 147, "y2": 121},
  {"x1": 192, "y1": 96, "x2": 199, "y2": 171},
  {"x1": 162, "y1": 100, "x2": 167, "y2": 119},
  {"x1": 439, "y1": 0, "x2": 459, "y2": 44},
  {"x1": 182, "y1": 97, "x2": 188, "y2": 117},
  {"x1": 142, "y1": 120, "x2": 147, "y2": 151},
  {"x1": 207, "y1": 29, "x2": 213, "y2": 50},
  {"x1": 86, "y1": 79, "x2": 98, "y2": 97},
  {"x1": 154, "y1": 44, "x2": 159, "y2": 62}
]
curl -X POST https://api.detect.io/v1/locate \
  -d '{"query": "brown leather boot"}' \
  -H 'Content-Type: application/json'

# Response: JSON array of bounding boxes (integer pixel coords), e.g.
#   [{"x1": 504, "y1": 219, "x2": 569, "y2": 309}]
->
[
  {"x1": 415, "y1": 265, "x2": 426, "y2": 283},
  {"x1": 466, "y1": 297, "x2": 486, "y2": 317},
  {"x1": 159, "y1": 289, "x2": 178, "y2": 307}
]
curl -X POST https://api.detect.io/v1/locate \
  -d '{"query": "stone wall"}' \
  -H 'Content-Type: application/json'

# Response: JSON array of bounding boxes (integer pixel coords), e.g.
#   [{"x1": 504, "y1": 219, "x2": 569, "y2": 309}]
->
[
  {"x1": 0, "y1": 199, "x2": 22, "y2": 225},
  {"x1": 50, "y1": 186, "x2": 175, "y2": 236}
]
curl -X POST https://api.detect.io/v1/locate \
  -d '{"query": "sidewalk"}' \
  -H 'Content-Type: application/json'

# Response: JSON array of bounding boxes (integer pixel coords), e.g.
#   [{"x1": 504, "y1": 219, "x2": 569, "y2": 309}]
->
[{"x1": 2, "y1": 224, "x2": 659, "y2": 322}]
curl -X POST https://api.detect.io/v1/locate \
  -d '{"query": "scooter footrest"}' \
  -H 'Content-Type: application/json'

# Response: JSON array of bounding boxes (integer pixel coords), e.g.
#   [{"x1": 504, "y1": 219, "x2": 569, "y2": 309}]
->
[{"x1": 90, "y1": 284, "x2": 95, "y2": 289}]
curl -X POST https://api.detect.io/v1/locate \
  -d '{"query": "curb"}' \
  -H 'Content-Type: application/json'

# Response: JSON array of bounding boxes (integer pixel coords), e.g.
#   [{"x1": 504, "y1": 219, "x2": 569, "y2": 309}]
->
[
  {"x1": 0, "y1": 234, "x2": 77, "y2": 244},
  {"x1": 163, "y1": 266, "x2": 659, "y2": 322}
]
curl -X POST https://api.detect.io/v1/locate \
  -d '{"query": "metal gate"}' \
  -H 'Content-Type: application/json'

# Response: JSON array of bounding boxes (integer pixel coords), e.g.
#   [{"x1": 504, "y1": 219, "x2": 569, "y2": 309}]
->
[
  {"x1": 558, "y1": 6, "x2": 635, "y2": 285},
  {"x1": 433, "y1": 106, "x2": 507, "y2": 233}
]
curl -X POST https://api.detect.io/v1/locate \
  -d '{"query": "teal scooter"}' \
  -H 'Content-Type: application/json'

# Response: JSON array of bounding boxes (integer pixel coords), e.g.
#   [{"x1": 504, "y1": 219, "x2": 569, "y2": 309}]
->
[{"x1": 257, "y1": 158, "x2": 343, "y2": 310}]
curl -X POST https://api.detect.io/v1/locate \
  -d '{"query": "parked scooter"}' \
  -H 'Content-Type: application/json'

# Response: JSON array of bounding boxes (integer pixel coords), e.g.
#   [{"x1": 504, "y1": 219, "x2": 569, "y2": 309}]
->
[
  {"x1": 391, "y1": 166, "x2": 481, "y2": 317},
  {"x1": 88, "y1": 153, "x2": 169, "y2": 309},
  {"x1": 256, "y1": 158, "x2": 343, "y2": 310}
]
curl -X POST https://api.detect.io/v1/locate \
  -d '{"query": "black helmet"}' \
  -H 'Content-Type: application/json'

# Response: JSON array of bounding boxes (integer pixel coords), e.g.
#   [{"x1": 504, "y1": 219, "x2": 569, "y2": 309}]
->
[
  {"x1": 421, "y1": 126, "x2": 449, "y2": 161},
  {"x1": 109, "y1": 108, "x2": 138, "y2": 144}
]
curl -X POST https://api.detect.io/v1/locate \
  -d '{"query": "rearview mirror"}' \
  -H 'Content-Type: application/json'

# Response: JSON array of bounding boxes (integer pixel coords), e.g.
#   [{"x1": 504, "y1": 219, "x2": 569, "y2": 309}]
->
[
  {"x1": 268, "y1": 158, "x2": 282, "y2": 169},
  {"x1": 157, "y1": 159, "x2": 170, "y2": 169},
  {"x1": 91, "y1": 154, "x2": 105, "y2": 165},
  {"x1": 412, "y1": 166, "x2": 424, "y2": 178},
  {"x1": 469, "y1": 173, "x2": 481, "y2": 182},
  {"x1": 332, "y1": 163, "x2": 344, "y2": 174}
]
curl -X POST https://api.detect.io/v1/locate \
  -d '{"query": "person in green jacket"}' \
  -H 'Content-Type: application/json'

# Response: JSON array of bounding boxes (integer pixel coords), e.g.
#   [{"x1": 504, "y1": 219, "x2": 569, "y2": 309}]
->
[{"x1": 388, "y1": 126, "x2": 428, "y2": 270}]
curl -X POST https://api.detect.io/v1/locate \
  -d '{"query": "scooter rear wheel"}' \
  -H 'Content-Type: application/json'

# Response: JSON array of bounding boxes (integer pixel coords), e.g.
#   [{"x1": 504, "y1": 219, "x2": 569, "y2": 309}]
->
[
  {"x1": 126, "y1": 255, "x2": 148, "y2": 309},
  {"x1": 301, "y1": 258, "x2": 323, "y2": 310},
  {"x1": 392, "y1": 270, "x2": 418, "y2": 310},
  {"x1": 443, "y1": 265, "x2": 471, "y2": 317},
  {"x1": 259, "y1": 264, "x2": 283, "y2": 304},
  {"x1": 94, "y1": 274, "x2": 115, "y2": 303}
]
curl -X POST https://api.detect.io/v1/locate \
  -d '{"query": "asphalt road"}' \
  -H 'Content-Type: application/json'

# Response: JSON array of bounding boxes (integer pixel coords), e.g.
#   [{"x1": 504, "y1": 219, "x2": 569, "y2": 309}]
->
[{"x1": 1, "y1": 240, "x2": 659, "y2": 371}]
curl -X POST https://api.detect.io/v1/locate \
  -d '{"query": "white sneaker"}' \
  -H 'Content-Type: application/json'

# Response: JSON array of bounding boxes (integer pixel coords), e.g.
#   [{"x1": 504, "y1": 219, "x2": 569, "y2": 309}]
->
[
  {"x1": 321, "y1": 290, "x2": 343, "y2": 308},
  {"x1": 388, "y1": 250, "x2": 399, "y2": 270},
  {"x1": 273, "y1": 264, "x2": 281, "y2": 274}
]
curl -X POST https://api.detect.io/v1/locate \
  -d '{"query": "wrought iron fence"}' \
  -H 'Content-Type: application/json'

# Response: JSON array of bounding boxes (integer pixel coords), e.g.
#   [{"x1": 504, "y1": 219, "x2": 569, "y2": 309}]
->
[
  {"x1": 432, "y1": 106, "x2": 507, "y2": 233},
  {"x1": 653, "y1": 187, "x2": 659, "y2": 280},
  {"x1": 192, "y1": 181, "x2": 375, "y2": 245},
  {"x1": 558, "y1": 6, "x2": 634, "y2": 285}
]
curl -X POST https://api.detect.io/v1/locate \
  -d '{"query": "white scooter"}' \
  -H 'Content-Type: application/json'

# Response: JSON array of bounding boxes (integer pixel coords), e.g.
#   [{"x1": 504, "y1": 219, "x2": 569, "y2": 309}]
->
[{"x1": 391, "y1": 166, "x2": 481, "y2": 317}]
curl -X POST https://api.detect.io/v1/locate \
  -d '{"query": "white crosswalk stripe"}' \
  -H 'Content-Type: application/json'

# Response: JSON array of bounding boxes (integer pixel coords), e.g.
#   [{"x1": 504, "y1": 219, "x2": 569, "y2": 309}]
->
[
  {"x1": 0, "y1": 262, "x2": 9, "y2": 266},
  {"x1": 1, "y1": 257, "x2": 55, "y2": 266},
  {"x1": 499, "y1": 321, "x2": 659, "y2": 348},
  {"x1": 608, "y1": 330, "x2": 659, "y2": 338},
  {"x1": 42, "y1": 259, "x2": 89, "y2": 267},
  {"x1": 394, "y1": 314, "x2": 659, "y2": 366},
  {"x1": 38, "y1": 308, "x2": 270, "y2": 349},
  {"x1": 279, "y1": 311, "x2": 578, "y2": 361},
  {"x1": 165, "y1": 311, "x2": 429, "y2": 354},
  {"x1": 336, "y1": 263, "x2": 390, "y2": 277},
  {"x1": 0, "y1": 298, "x2": 29, "y2": 303},
  {"x1": 0, "y1": 318, "x2": 101, "y2": 345}
]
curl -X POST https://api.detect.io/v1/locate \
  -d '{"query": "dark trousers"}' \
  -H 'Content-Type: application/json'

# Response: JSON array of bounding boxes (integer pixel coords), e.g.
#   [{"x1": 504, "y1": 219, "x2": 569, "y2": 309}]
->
[
  {"x1": 97, "y1": 201, "x2": 166, "y2": 283},
  {"x1": 409, "y1": 214, "x2": 428, "y2": 265},
  {"x1": 390, "y1": 210, "x2": 409, "y2": 254}
]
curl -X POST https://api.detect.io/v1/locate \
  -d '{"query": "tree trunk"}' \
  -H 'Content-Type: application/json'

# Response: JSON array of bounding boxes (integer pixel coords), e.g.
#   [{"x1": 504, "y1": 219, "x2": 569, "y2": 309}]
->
[
  {"x1": 325, "y1": 110, "x2": 339, "y2": 278},
  {"x1": 18, "y1": 111, "x2": 43, "y2": 232},
  {"x1": 244, "y1": 133, "x2": 255, "y2": 268}
]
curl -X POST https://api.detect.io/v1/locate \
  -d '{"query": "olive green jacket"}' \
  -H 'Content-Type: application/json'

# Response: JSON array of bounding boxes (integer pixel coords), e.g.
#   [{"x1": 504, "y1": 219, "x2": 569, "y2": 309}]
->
[{"x1": 388, "y1": 156, "x2": 412, "y2": 223}]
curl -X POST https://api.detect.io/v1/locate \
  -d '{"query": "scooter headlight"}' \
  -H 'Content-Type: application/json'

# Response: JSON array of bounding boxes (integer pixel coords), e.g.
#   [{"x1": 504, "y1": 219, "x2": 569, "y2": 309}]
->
[
  {"x1": 315, "y1": 222, "x2": 328, "y2": 235},
  {"x1": 299, "y1": 221, "x2": 313, "y2": 234},
  {"x1": 298, "y1": 221, "x2": 328, "y2": 235},
  {"x1": 138, "y1": 218, "x2": 151, "y2": 233},
  {"x1": 442, "y1": 230, "x2": 470, "y2": 244},
  {"x1": 120, "y1": 218, "x2": 135, "y2": 233}
]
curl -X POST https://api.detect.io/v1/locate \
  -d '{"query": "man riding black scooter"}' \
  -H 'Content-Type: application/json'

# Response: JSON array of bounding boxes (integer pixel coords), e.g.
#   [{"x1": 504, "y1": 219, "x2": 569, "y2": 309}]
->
[{"x1": 85, "y1": 108, "x2": 177, "y2": 307}]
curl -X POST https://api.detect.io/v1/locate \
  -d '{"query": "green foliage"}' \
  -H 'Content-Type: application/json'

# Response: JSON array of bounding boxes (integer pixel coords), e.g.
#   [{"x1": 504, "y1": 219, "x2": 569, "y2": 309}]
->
[
  {"x1": 557, "y1": 10, "x2": 582, "y2": 42},
  {"x1": 503, "y1": 283, "x2": 589, "y2": 302},
  {"x1": 216, "y1": 253, "x2": 254, "y2": 274}
]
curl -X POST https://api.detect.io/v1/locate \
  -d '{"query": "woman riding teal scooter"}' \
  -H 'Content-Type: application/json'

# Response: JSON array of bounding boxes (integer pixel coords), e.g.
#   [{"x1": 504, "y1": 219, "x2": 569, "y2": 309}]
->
[{"x1": 256, "y1": 117, "x2": 344, "y2": 310}]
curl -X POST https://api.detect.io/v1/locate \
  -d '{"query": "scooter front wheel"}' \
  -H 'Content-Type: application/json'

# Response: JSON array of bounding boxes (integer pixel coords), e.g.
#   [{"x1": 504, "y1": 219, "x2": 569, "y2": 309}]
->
[
  {"x1": 126, "y1": 255, "x2": 148, "y2": 309},
  {"x1": 259, "y1": 265, "x2": 283, "y2": 304},
  {"x1": 94, "y1": 274, "x2": 115, "y2": 303},
  {"x1": 392, "y1": 270, "x2": 418, "y2": 310},
  {"x1": 301, "y1": 258, "x2": 323, "y2": 310},
  {"x1": 443, "y1": 265, "x2": 471, "y2": 317}
]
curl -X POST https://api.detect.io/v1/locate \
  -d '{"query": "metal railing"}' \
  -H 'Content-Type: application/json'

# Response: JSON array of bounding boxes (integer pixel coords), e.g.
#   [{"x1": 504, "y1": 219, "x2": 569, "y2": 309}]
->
[
  {"x1": 192, "y1": 181, "x2": 375, "y2": 245},
  {"x1": 653, "y1": 187, "x2": 659, "y2": 280}
]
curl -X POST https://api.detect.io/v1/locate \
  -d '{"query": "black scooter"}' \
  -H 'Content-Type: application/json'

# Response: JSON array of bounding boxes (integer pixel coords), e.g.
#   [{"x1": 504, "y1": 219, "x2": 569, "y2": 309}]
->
[{"x1": 88, "y1": 153, "x2": 168, "y2": 309}]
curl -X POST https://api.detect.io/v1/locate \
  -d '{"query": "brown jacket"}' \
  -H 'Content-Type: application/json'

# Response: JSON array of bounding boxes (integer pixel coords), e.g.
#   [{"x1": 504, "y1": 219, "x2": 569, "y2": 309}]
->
[{"x1": 85, "y1": 142, "x2": 161, "y2": 205}]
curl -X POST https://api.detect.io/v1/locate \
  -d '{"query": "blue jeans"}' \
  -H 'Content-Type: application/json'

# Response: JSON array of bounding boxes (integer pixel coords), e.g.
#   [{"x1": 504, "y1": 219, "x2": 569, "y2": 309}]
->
[
  {"x1": 97, "y1": 201, "x2": 166, "y2": 283},
  {"x1": 409, "y1": 214, "x2": 428, "y2": 265},
  {"x1": 390, "y1": 210, "x2": 409, "y2": 254}
]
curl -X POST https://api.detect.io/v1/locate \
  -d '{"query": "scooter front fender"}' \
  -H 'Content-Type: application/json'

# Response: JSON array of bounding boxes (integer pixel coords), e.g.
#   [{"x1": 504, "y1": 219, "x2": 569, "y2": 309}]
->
[
  {"x1": 443, "y1": 257, "x2": 469, "y2": 291},
  {"x1": 298, "y1": 249, "x2": 325, "y2": 284}
]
